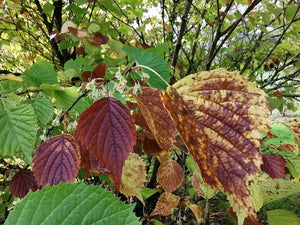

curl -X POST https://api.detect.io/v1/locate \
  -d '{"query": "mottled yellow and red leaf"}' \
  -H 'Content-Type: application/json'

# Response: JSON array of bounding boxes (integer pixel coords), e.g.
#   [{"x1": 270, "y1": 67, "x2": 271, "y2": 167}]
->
[
  {"x1": 32, "y1": 134, "x2": 80, "y2": 188},
  {"x1": 9, "y1": 169, "x2": 39, "y2": 199},
  {"x1": 157, "y1": 159, "x2": 184, "y2": 193},
  {"x1": 283, "y1": 119, "x2": 300, "y2": 145},
  {"x1": 161, "y1": 68, "x2": 270, "y2": 224},
  {"x1": 133, "y1": 87, "x2": 177, "y2": 151},
  {"x1": 74, "y1": 97, "x2": 136, "y2": 192},
  {"x1": 150, "y1": 192, "x2": 180, "y2": 216},
  {"x1": 120, "y1": 153, "x2": 146, "y2": 204}
]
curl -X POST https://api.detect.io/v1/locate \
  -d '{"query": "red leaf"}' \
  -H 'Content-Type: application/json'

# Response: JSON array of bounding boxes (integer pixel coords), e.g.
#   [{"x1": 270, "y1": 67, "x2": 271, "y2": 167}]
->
[
  {"x1": 75, "y1": 97, "x2": 136, "y2": 192},
  {"x1": 81, "y1": 63, "x2": 106, "y2": 82},
  {"x1": 79, "y1": 143, "x2": 111, "y2": 175},
  {"x1": 262, "y1": 155, "x2": 286, "y2": 179},
  {"x1": 32, "y1": 134, "x2": 81, "y2": 188},
  {"x1": 86, "y1": 33, "x2": 109, "y2": 46},
  {"x1": 9, "y1": 169, "x2": 39, "y2": 199},
  {"x1": 68, "y1": 27, "x2": 88, "y2": 39}
]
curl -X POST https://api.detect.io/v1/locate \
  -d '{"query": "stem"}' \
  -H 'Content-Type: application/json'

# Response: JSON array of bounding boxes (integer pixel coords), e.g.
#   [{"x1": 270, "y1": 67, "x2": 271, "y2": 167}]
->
[{"x1": 134, "y1": 64, "x2": 170, "y2": 87}]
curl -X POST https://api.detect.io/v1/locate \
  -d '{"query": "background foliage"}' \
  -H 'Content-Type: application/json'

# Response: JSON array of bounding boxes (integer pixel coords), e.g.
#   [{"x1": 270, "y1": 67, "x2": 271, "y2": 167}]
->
[{"x1": 0, "y1": 0, "x2": 300, "y2": 224}]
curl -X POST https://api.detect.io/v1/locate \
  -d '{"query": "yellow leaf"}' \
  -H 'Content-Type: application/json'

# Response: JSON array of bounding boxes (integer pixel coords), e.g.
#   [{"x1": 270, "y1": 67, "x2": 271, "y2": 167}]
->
[
  {"x1": 120, "y1": 153, "x2": 146, "y2": 204},
  {"x1": 150, "y1": 192, "x2": 180, "y2": 216}
]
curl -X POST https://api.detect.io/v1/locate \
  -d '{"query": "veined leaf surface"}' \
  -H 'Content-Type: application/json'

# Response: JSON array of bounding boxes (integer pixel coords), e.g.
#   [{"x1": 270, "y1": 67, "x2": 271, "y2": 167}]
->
[
  {"x1": 161, "y1": 68, "x2": 271, "y2": 224},
  {"x1": 75, "y1": 97, "x2": 136, "y2": 192}
]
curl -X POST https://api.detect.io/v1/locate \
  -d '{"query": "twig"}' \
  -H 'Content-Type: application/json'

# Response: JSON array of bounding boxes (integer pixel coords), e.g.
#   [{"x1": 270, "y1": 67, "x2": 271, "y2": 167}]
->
[
  {"x1": 47, "y1": 89, "x2": 91, "y2": 135},
  {"x1": 171, "y1": 0, "x2": 193, "y2": 68}
]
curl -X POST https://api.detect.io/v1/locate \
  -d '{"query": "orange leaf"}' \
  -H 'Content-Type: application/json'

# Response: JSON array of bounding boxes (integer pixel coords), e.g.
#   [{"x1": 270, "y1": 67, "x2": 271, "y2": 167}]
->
[
  {"x1": 133, "y1": 87, "x2": 177, "y2": 151},
  {"x1": 161, "y1": 68, "x2": 271, "y2": 224},
  {"x1": 157, "y1": 160, "x2": 184, "y2": 193},
  {"x1": 283, "y1": 119, "x2": 300, "y2": 145},
  {"x1": 74, "y1": 97, "x2": 136, "y2": 192},
  {"x1": 9, "y1": 169, "x2": 39, "y2": 199},
  {"x1": 150, "y1": 192, "x2": 180, "y2": 216},
  {"x1": 32, "y1": 134, "x2": 80, "y2": 188},
  {"x1": 120, "y1": 153, "x2": 146, "y2": 204}
]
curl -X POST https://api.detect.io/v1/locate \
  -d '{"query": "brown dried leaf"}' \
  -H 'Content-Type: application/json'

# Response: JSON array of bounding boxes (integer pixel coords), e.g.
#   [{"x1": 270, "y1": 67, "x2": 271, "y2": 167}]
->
[
  {"x1": 283, "y1": 119, "x2": 300, "y2": 145},
  {"x1": 86, "y1": 32, "x2": 109, "y2": 46},
  {"x1": 81, "y1": 63, "x2": 106, "y2": 82},
  {"x1": 157, "y1": 160, "x2": 184, "y2": 193},
  {"x1": 133, "y1": 87, "x2": 177, "y2": 151},
  {"x1": 262, "y1": 155, "x2": 286, "y2": 179},
  {"x1": 150, "y1": 192, "x2": 180, "y2": 216},
  {"x1": 55, "y1": 33, "x2": 67, "y2": 42},
  {"x1": 9, "y1": 169, "x2": 39, "y2": 199},
  {"x1": 277, "y1": 143, "x2": 299, "y2": 155},
  {"x1": 32, "y1": 134, "x2": 80, "y2": 188},
  {"x1": 76, "y1": 46, "x2": 85, "y2": 56},
  {"x1": 161, "y1": 68, "x2": 271, "y2": 224},
  {"x1": 132, "y1": 110, "x2": 150, "y2": 131},
  {"x1": 143, "y1": 134, "x2": 166, "y2": 156},
  {"x1": 74, "y1": 97, "x2": 136, "y2": 192},
  {"x1": 68, "y1": 27, "x2": 88, "y2": 39},
  {"x1": 120, "y1": 153, "x2": 146, "y2": 204}
]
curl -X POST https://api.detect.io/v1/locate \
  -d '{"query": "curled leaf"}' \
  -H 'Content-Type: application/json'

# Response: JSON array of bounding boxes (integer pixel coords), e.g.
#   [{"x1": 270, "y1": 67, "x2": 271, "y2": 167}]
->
[
  {"x1": 82, "y1": 63, "x2": 106, "y2": 82},
  {"x1": 32, "y1": 134, "x2": 80, "y2": 188},
  {"x1": 283, "y1": 119, "x2": 300, "y2": 145},
  {"x1": 75, "y1": 97, "x2": 136, "y2": 192},
  {"x1": 133, "y1": 87, "x2": 177, "y2": 151},
  {"x1": 276, "y1": 143, "x2": 299, "y2": 155},
  {"x1": 9, "y1": 169, "x2": 39, "y2": 199},
  {"x1": 161, "y1": 68, "x2": 270, "y2": 224}
]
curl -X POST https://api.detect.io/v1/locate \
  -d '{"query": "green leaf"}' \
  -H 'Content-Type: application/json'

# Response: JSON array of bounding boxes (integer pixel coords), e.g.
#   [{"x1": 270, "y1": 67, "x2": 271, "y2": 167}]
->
[
  {"x1": 267, "y1": 209, "x2": 300, "y2": 225},
  {"x1": 140, "y1": 187, "x2": 158, "y2": 200},
  {"x1": 5, "y1": 183, "x2": 140, "y2": 225},
  {"x1": 0, "y1": 104, "x2": 38, "y2": 162},
  {"x1": 0, "y1": 98, "x2": 16, "y2": 111},
  {"x1": 117, "y1": 25, "x2": 132, "y2": 35},
  {"x1": 285, "y1": 4, "x2": 297, "y2": 23},
  {"x1": 32, "y1": 97, "x2": 54, "y2": 127},
  {"x1": 0, "y1": 80, "x2": 23, "y2": 95},
  {"x1": 260, "y1": 12, "x2": 270, "y2": 25},
  {"x1": 286, "y1": 156, "x2": 300, "y2": 180},
  {"x1": 265, "y1": 123, "x2": 296, "y2": 146},
  {"x1": 145, "y1": 43, "x2": 169, "y2": 58},
  {"x1": 153, "y1": 219, "x2": 165, "y2": 225},
  {"x1": 107, "y1": 40, "x2": 127, "y2": 59},
  {"x1": 42, "y1": 3, "x2": 55, "y2": 16},
  {"x1": 132, "y1": 51, "x2": 170, "y2": 90},
  {"x1": 267, "y1": 97, "x2": 285, "y2": 110},
  {"x1": 88, "y1": 23, "x2": 101, "y2": 34},
  {"x1": 21, "y1": 61, "x2": 58, "y2": 88},
  {"x1": 250, "y1": 173, "x2": 300, "y2": 211},
  {"x1": 186, "y1": 155, "x2": 197, "y2": 173},
  {"x1": 42, "y1": 84, "x2": 92, "y2": 114},
  {"x1": 123, "y1": 46, "x2": 142, "y2": 58}
]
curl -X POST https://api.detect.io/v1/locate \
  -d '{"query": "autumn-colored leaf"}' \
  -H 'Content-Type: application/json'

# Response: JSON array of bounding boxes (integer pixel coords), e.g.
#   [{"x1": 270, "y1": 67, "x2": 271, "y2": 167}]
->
[
  {"x1": 150, "y1": 192, "x2": 180, "y2": 216},
  {"x1": 32, "y1": 134, "x2": 80, "y2": 188},
  {"x1": 55, "y1": 33, "x2": 67, "y2": 42},
  {"x1": 157, "y1": 160, "x2": 184, "y2": 193},
  {"x1": 272, "y1": 91, "x2": 283, "y2": 99},
  {"x1": 132, "y1": 110, "x2": 150, "y2": 131},
  {"x1": 276, "y1": 143, "x2": 299, "y2": 155},
  {"x1": 76, "y1": 46, "x2": 85, "y2": 56},
  {"x1": 82, "y1": 63, "x2": 106, "y2": 82},
  {"x1": 283, "y1": 119, "x2": 300, "y2": 145},
  {"x1": 156, "y1": 154, "x2": 170, "y2": 164},
  {"x1": 161, "y1": 68, "x2": 270, "y2": 224},
  {"x1": 227, "y1": 207, "x2": 262, "y2": 225},
  {"x1": 86, "y1": 32, "x2": 109, "y2": 46},
  {"x1": 120, "y1": 153, "x2": 146, "y2": 204},
  {"x1": 76, "y1": 140, "x2": 110, "y2": 175},
  {"x1": 133, "y1": 87, "x2": 177, "y2": 151},
  {"x1": 180, "y1": 201, "x2": 203, "y2": 223},
  {"x1": 262, "y1": 155, "x2": 286, "y2": 179},
  {"x1": 126, "y1": 101, "x2": 138, "y2": 111},
  {"x1": 74, "y1": 97, "x2": 136, "y2": 192},
  {"x1": 9, "y1": 169, "x2": 39, "y2": 199},
  {"x1": 68, "y1": 27, "x2": 88, "y2": 39},
  {"x1": 143, "y1": 133, "x2": 166, "y2": 155}
]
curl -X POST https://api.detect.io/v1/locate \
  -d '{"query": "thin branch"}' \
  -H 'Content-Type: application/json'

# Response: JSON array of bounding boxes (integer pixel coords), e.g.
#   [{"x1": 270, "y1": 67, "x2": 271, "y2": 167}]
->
[
  {"x1": 249, "y1": 3, "x2": 300, "y2": 78},
  {"x1": 172, "y1": 0, "x2": 193, "y2": 68},
  {"x1": 47, "y1": 89, "x2": 91, "y2": 136}
]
